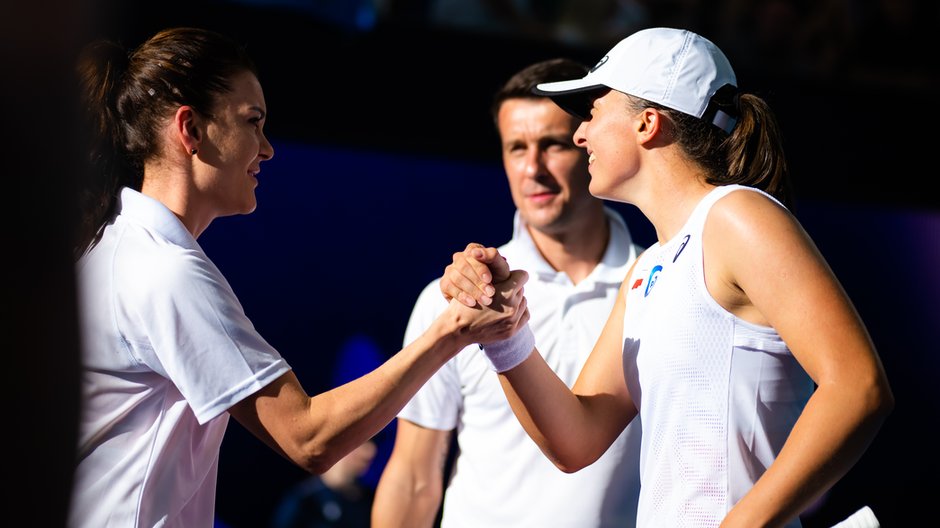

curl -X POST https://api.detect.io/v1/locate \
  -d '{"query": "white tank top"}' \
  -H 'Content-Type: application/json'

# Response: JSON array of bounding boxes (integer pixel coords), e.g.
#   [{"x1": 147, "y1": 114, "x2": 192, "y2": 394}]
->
[{"x1": 622, "y1": 185, "x2": 814, "y2": 527}]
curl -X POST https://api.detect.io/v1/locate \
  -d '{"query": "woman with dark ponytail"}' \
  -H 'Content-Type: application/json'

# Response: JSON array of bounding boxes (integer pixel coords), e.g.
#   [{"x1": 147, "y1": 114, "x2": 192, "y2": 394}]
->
[
  {"x1": 441, "y1": 27, "x2": 894, "y2": 527},
  {"x1": 75, "y1": 28, "x2": 261, "y2": 259},
  {"x1": 71, "y1": 27, "x2": 530, "y2": 528}
]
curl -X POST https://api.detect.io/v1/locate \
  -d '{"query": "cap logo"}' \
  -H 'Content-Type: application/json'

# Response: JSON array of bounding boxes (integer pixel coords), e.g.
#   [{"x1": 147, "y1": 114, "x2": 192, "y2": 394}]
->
[{"x1": 590, "y1": 55, "x2": 609, "y2": 73}]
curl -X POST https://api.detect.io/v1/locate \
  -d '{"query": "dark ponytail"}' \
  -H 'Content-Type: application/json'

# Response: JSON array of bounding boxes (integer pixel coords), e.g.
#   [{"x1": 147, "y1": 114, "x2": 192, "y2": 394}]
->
[
  {"x1": 723, "y1": 94, "x2": 791, "y2": 208},
  {"x1": 75, "y1": 38, "x2": 131, "y2": 259},
  {"x1": 627, "y1": 92, "x2": 792, "y2": 209}
]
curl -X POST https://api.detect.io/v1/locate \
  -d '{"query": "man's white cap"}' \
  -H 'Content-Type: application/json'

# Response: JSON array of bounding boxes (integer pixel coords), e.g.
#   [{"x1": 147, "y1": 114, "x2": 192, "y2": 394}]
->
[{"x1": 534, "y1": 27, "x2": 739, "y2": 132}]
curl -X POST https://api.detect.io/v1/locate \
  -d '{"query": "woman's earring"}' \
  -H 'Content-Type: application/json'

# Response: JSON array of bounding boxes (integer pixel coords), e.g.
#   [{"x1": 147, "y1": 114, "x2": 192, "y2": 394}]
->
[{"x1": 191, "y1": 148, "x2": 198, "y2": 155}]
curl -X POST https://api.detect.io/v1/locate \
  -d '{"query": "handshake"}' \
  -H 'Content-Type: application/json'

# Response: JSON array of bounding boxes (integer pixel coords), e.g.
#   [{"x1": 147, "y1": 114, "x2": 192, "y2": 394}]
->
[{"x1": 440, "y1": 243, "x2": 536, "y2": 373}]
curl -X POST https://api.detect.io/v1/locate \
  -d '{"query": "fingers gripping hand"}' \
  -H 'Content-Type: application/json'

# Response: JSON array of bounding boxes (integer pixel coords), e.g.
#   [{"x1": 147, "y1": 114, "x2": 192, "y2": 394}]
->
[
  {"x1": 455, "y1": 269, "x2": 530, "y2": 346},
  {"x1": 440, "y1": 243, "x2": 511, "y2": 307}
]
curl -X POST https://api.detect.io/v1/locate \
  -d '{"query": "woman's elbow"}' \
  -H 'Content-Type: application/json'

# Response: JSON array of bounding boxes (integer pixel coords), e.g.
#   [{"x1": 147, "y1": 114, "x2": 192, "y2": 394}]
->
[
  {"x1": 872, "y1": 378, "x2": 895, "y2": 420},
  {"x1": 856, "y1": 372, "x2": 894, "y2": 426},
  {"x1": 290, "y1": 439, "x2": 340, "y2": 475},
  {"x1": 546, "y1": 447, "x2": 600, "y2": 474},
  {"x1": 298, "y1": 455, "x2": 335, "y2": 475},
  {"x1": 553, "y1": 460, "x2": 588, "y2": 474}
]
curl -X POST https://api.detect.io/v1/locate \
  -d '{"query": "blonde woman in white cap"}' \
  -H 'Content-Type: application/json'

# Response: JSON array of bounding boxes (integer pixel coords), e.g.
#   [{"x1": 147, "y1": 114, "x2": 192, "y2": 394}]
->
[{"x1": 439, "y1": 27, "x2": 894, "y2": 527}]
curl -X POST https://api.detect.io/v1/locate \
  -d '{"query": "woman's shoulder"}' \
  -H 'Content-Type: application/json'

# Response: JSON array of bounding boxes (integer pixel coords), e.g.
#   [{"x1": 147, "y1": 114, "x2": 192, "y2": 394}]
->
[
  {"x1": 706, "y1": 185, "x2": 805, "y2": 256},
  {"x1": 113, "y1": 225, "x2": 222, "y2": 299},
  {"x1": 710, "y1": 185, "x2": 791, "y2": 224}
]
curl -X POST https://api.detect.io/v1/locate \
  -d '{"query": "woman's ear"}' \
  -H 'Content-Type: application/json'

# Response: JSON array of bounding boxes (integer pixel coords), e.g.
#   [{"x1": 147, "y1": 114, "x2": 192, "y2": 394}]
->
[
  {"x1": 173, "y1": 105, "x2": 201, "y2": 156},
  {"x1": 635, "y1": 108, "x2": 662, "y2": 146}
]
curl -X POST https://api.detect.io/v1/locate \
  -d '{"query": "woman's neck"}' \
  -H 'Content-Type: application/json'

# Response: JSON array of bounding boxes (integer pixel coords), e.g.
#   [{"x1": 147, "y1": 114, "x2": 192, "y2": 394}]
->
[{"x1": 141, "y1": 165, "x2": 211, "y2": 238}]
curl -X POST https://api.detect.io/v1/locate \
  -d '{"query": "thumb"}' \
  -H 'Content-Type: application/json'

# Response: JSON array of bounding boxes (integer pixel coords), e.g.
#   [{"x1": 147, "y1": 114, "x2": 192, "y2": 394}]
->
[{"x1": 488, "y1": 252, "x2": 511, "y2": 282}]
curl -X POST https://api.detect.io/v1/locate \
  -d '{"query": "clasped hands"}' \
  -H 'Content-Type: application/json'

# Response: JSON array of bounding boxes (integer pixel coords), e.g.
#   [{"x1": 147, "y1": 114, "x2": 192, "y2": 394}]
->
[{"x1": 442, "y1": 243, "x2": 536, "y2": 372}]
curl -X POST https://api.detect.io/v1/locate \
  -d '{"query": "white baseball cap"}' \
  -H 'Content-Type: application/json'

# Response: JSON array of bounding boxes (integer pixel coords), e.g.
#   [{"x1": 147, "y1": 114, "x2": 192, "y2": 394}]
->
[{"x1": 534, "y1": 27, "x2": 739, "y2": 132}]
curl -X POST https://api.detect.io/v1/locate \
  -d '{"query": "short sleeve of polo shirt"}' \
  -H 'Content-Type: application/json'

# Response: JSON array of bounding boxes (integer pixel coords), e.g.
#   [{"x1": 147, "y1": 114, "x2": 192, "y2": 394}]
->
[
  {"x1": 397, "y1": 279, "x2": 463, "y2": 430},
  {"x1": 116, "y1": 233, "x2": 290, "y2": 425}
]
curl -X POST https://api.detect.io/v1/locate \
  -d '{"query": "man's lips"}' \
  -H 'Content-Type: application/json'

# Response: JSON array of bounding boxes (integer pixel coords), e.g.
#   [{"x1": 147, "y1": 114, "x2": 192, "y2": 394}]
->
[{"x1": 527, "y1": 191, "x2": 558, "y2": 203}]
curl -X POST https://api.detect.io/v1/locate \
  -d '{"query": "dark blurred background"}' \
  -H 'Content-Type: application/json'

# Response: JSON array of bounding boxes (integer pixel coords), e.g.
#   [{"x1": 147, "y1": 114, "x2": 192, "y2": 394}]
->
[{"x1": 8, "y1": 0, "x2": 937, "y2": 527}]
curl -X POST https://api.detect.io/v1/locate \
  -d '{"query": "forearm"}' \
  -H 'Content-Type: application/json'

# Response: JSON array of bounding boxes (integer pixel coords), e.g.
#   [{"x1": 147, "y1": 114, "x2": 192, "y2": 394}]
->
[
  {"x1": 301, "y1": 318, "x2": 464, "y2": 471},
  {"x1": 245, "y1": 313, "x2": 465, "y2": 474},
  {"x1": 722, "y1": 379, "x2": 893, "y2": 527},
  {"x1": 498, "y1": 352, "x2": 613, "y2": 472},
  {"x1": 374, "y1": 420, "x2": 449, "y2": 528},
  {"x1": 372, "y1": 466, "x2": 442, "y2": 528}
]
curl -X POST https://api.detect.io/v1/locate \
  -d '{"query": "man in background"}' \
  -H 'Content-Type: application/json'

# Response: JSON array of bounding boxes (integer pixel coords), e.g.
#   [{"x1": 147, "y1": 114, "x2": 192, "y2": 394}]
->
[{"x1": 372, "y1": 58, "x2": 645, "y2": 528}]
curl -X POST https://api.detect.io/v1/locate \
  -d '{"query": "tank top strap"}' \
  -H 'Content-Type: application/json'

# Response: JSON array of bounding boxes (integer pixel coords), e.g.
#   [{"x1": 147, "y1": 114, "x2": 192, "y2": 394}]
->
[{"x1": 686, "y1": 184, "x2": 781, "y2": 234}]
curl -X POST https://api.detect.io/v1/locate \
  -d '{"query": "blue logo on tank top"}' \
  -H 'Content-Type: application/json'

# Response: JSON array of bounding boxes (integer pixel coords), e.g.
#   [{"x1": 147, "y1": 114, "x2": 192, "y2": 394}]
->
[
  {"x1": 644, "y1": 265, "x2": 663, "y2": 297},
  {"x1": 673, "y1": 234, "x2": 691, "y2": 262}
]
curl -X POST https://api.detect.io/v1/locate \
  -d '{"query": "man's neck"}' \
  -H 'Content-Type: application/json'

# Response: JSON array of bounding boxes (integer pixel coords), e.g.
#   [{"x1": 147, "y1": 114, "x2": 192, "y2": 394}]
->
[{"x1": 527, "y1": 206, "x2": 610, "y2": 285}]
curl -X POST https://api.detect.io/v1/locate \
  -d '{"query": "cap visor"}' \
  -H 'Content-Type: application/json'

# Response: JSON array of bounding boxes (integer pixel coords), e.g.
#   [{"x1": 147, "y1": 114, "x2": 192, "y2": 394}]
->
[
  {"x1": 533, "y1": 82, "x2": 607, "y2": 121},
  {"x1": 534, "y1": 77, "x2": 601, "y2": 94}
]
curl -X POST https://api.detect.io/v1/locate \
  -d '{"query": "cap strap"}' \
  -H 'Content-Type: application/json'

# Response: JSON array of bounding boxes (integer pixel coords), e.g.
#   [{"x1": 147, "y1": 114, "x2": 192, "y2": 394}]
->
[
  {"x1": 711, "y1": 109, "x2": 737, "y2": 134},
  {"x1": 702, "y1": 83, "x2": 739, "y2": 134}
]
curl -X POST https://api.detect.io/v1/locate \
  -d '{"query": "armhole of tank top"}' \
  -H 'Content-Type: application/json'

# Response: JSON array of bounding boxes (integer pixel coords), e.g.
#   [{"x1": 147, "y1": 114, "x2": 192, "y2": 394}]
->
[
  {"x1": 698, "y1": 186, "x2": 781, "y2": 329},
  {"x1": 697, "y1": 186, "x2": 751, "y2": 321}
]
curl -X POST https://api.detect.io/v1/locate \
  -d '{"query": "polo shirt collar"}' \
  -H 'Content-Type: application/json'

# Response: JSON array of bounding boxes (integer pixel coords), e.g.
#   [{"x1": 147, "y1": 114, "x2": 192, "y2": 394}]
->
[
  {"x1": 117, "y1": 187, "x2": 201, "y2": 251},
  {"x1": 510, "y1": 206, "x2": 635, "y2": 284}
]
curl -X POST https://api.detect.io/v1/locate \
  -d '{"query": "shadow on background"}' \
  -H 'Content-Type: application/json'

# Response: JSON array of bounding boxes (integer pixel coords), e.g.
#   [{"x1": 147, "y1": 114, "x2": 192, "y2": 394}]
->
[{"x1": 2, "y1": 0, "x2": 95, "y2": 525}]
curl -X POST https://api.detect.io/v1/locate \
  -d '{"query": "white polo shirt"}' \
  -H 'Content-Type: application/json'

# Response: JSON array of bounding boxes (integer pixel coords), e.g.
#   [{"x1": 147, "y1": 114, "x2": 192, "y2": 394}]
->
[
  {"x1": 70, "y1": 187, "x2": 291, "y2": 528},
  {"x1": 399, "y1": 207, "x2": 645, "y2": 528}
]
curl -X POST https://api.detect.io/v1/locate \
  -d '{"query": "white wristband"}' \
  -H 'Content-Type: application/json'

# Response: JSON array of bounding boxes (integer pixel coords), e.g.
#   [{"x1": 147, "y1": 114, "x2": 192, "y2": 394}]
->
[{"x1": 481, "y1": 325, "x2": 535, "y2": 373}]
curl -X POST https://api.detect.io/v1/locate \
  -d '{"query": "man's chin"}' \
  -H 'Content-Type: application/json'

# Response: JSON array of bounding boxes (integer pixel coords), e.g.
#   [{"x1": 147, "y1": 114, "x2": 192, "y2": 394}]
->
[{"x1": 521, "y1": 209, "x2": 564, "y2": 231}]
